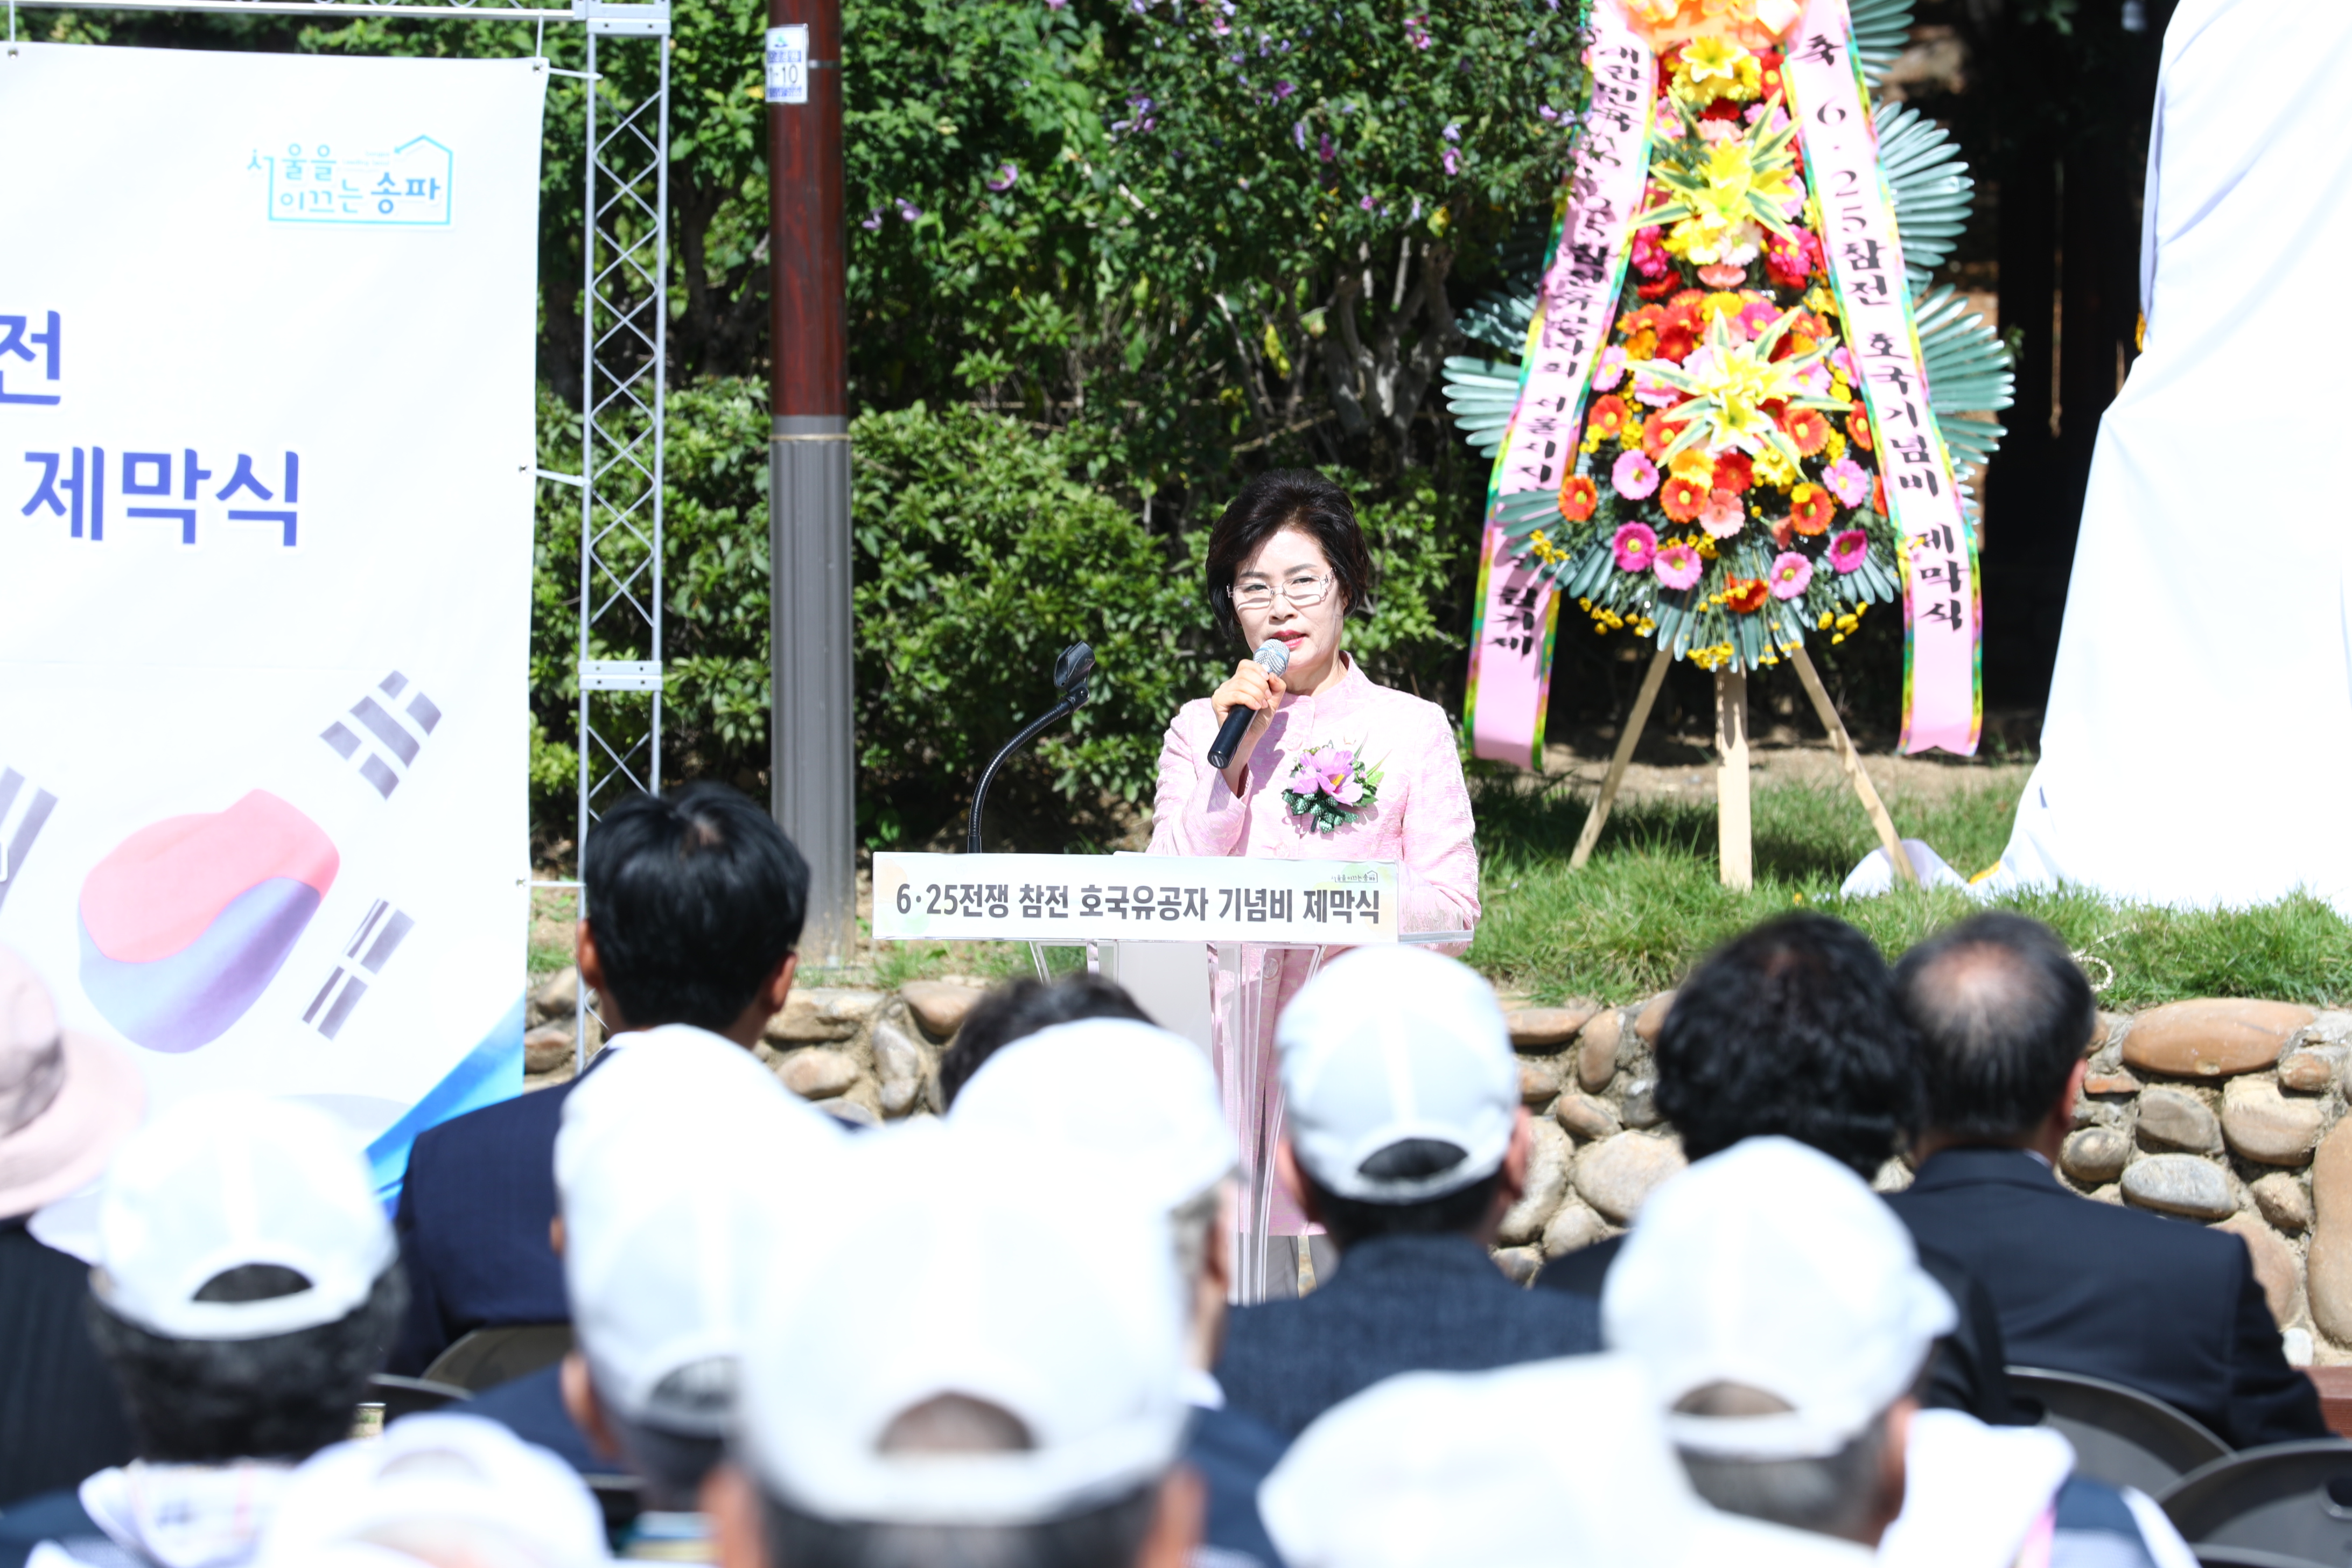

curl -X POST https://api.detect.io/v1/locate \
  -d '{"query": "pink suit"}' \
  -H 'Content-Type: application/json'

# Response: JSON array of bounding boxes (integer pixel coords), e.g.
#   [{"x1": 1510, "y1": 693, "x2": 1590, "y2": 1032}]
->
[{"x1": 1149, "y1": 654, "x2": 1480, "y2": 1235}]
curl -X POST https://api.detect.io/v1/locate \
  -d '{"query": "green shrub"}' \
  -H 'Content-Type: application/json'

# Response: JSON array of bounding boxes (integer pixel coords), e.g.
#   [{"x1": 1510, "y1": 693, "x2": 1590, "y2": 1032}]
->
[
  {"x1": 851, "y1": 403, "x2": 1209, "y2": 849},
  {"x1": 529, "y1": 388, "x2": 1479, "y2": 857}
]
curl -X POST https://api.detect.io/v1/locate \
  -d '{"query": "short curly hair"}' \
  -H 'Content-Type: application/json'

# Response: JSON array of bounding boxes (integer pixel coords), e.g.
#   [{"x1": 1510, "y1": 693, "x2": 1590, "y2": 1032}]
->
[{"x1": 1651, "y1": 913, "x2": 1923, "y2": 1177}]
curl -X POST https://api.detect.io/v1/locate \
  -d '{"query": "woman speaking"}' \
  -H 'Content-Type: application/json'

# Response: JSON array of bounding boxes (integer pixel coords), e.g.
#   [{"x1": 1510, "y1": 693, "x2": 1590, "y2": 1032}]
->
[{"x1": 1150, "y1": 470, "x2": 1480, "y2": 1298}]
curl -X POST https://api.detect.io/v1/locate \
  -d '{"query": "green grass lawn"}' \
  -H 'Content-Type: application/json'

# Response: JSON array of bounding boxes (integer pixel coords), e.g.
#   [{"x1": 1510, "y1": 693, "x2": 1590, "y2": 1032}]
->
[
  {"x1": 1470, "y1": 772, "x2": 2352, "y2": 1009},
  {"x1": 537, "y1": 771, "x2": 2352, "y2": 1011}
]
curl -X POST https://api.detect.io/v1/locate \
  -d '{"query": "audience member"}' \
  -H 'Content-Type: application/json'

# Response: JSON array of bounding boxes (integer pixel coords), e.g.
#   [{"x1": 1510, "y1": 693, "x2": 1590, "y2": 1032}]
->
[
  {"x1": 1258, "y1": 1355, "x2": 1871, "y2": 1567},
  {"x1": 1214, "y1": 948, "x2": 1599, "y2": 1438},
  {"x1": 389, "y1": 782, "x2": 808, "y2": 1376},
  {"x1": 1887, "y1": 912, "x2": 2328, "y2": 1448},
  {"x1": 937, "y1": 974, "x2": 1152, "y2": 1108},
  {"x1": 253, "y1": 1413, "x2": 607, "y2": 1568},
  {"x1": 707, "y1": 1119, "x2": 1201, "y2": 1568},
  {"x1": 1536, "y1": 912, "x2": 2022, "y2": 1424},
  {"x1": 0, "y1": 946, "x2": 144, "y2": 1505},
  {"x1": 540, "y1": 1027, "x2": 838, "y2": 1560},
  {"x1": 1606, "y1": 1136, "x2": 2197, "y2": 1567},
  {"x1": 950, "y1": 1017, "x2": 1287, "y2": 1565},
  {"x1": 0, "y1": 1096, "x2": 405, "y2": 1568}
]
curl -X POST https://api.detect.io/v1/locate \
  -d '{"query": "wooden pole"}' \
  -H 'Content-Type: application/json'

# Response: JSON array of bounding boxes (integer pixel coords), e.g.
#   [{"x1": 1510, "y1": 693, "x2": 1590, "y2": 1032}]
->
[
  {"x1": 1787, "y1": 646, "x2": 1919, "y2": 887},
  {"x1": 1714, "y1": 668, "x2": 1752, "y2": 890},
  {"x1": 1570, "y1": 648, "x2": 1672, "y2": 870}
]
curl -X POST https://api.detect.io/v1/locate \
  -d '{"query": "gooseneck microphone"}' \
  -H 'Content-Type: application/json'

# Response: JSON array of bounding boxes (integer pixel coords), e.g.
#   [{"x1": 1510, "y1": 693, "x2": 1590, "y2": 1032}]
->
[{"x1": 1206, "y1": 640, "x2": 1292, "y2": 771}]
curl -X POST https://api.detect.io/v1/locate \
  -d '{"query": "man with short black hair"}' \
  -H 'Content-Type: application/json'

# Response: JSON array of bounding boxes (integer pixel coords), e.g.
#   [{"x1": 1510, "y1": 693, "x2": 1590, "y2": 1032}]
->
[
  {"x1": 937, "y1": 974, "x2": 1152, "y2": 1109},
  {"x1": 1212, "y1": 948, "x2": 1599, "y2": 1438},
  {"x1": 1537, "y1": 912, "x2": 2021, "y2": 1426},
  {"x1": 0, "y1": 1097, "x2": 406, "y2": 1568},
  {"x1": 387, "y1": 782, "x2": 808, "y2": 1375},
  {"x1": 1887, "y1": 912, "x2": 2327, "y2": 1450}
]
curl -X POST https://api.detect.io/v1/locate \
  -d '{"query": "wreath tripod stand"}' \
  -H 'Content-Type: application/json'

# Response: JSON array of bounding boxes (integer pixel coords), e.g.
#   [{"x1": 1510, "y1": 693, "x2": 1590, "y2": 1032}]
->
[{"x1": 1568, "y1": 645, "x2": 1920, "y2": 891}]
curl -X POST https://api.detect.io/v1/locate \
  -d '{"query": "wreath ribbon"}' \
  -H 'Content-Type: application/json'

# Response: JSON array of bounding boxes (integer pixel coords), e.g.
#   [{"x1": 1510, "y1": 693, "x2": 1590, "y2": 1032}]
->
[
  {"x1": 1783, "y1": 0, "x2": 1981, "y2": 754},
  {"x1": 1465, "y1": 0, "x2": 1656, "y2": 768}
]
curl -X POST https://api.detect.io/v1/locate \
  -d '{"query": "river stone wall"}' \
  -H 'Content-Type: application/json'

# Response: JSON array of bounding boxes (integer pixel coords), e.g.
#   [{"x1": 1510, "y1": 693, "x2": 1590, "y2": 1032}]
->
[{"x1": 520, "y1": 972, "x2": 2351, "y2": 1362}]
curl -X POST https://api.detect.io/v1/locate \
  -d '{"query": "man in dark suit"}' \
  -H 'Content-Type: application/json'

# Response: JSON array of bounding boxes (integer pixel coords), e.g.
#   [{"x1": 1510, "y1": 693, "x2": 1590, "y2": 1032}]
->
[
  {"x1": 1536, "y1": 912, "x2": 2024, "y2": 1427},
  {"x1": 386, "y1": 783, "x2": 808, "y2": 1376},
  {"x1": 1214, "y1": 947, "x2": 1600, "y2": 1438},
  {"x1": 1886, "y1": 912, "x2": 2327, "y2": 1450}
]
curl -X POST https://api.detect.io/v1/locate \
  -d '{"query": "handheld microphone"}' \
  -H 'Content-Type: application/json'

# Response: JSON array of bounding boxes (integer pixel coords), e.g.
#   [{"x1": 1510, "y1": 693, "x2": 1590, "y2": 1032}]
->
[{"x1": 1206, "y1": 640, "x2": 1291, "y2": 771}]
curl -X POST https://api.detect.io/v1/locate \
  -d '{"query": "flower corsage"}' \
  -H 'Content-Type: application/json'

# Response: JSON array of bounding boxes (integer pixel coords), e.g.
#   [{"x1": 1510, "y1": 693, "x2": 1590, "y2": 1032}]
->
[{"x1": 1281, "y1": 743, "x2": 1382, "y2": 834}]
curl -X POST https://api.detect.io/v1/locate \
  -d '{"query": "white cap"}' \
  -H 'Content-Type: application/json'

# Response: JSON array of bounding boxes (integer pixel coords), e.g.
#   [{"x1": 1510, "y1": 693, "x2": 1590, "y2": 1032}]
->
[
  {"x1": 254, "y1": 1412, "x2": 610, "y2": 1568},
  {"x1": 738, "y1": 1118, "x2": 1187, "y2": 1527},
  {"x1": 94, "y1": 1093, "x2": 395, "y2": 1341},
  {"x1": 1604, "y1": 1136, "x2": 1958, "y2": 1460},
  {"x1": 1275, "y1": 947, "x2": 1517, "y2": 1201},
  {"x1": 1258, "y1": 1354, "x2": 1875, "y2": 1568},
  {"x1": 556, "y1": 1024, "x2": 843, "y2": 1435},
  {"x1": 947, "y1": 1018, "x2": 1237, "y2": 1214}
]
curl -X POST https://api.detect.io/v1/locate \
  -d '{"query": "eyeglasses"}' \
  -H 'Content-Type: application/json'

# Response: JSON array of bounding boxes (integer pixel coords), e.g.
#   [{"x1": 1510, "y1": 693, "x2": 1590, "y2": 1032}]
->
[{"x1": 1233, "y1": 571, "x2": 1335, "y2": 612}]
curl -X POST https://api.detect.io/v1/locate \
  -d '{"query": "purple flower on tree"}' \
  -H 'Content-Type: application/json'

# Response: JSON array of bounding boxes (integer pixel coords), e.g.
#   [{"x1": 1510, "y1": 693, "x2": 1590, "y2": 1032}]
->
[
  {"x1": 861, "y1": 208, "x2": 885, "y2": 230},
  {"x1": 1319, "y1": 131, "x2": 1336, "y2": 162},
  {"x1": 1441, "y1": 121, "x2": 1460, "y2": 142},
  {"x1": 985, "y1": 163, "x2": 1019, "y2": 193},
  {"x1": 897, "y1": 199, "x2": 923, "y2": 222},
  {"x1": 1271, "y1": 79, "x2": 1296, "y2": 99},
  {"x1": 1293, "y1": 120, "x2": 1307, "y2": 150},
  {"x1": 1441, "y1": 146, "x2": 1459, "y2": 176}
]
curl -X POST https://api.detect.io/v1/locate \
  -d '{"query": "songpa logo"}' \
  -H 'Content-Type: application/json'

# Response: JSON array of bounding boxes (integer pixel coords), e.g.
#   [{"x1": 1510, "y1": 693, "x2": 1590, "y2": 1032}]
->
[{"x1": 249, "y1": 136, "x2": 454, "y2": 227}]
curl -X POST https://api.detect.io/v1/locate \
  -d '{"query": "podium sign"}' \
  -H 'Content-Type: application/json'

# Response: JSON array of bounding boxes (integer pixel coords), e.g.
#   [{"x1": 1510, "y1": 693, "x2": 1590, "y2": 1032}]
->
[{"x1": 871, "y1": 853, "x2": 1402, "y2": 946}]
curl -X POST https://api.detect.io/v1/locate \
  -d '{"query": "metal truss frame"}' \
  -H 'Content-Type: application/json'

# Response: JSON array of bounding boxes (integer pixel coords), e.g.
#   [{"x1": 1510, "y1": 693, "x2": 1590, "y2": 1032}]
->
[{"x1": 8, "y1": 0, "x2": 670, "y2": 1070}]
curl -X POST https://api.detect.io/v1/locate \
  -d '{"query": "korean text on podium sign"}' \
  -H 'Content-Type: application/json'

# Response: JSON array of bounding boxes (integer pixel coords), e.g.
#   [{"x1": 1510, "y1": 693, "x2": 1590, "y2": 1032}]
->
[{"x1": 870, "y1": 853, "x2": 1402, "y2": 945}]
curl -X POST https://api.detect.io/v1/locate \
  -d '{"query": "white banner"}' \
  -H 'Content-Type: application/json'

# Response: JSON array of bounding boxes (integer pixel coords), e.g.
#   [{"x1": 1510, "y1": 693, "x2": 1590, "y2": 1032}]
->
[
  {"x1": 872, "y1": 853, "x2": 1404, "y2": 945},
  {"x1": 0, "y1": 44, "x2": 548, "y2": 1201}
]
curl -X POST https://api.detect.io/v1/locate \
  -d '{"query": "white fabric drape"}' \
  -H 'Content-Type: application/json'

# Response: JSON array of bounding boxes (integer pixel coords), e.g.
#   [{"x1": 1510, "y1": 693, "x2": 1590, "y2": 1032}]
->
[{"x1": 1996, "y1": 0, "x2": 2352, "y2": 912}]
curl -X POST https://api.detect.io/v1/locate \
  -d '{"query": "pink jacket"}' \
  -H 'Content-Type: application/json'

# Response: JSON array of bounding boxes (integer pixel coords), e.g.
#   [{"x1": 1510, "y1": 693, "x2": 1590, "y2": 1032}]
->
[{"x1": 1147, "y1": 655, "x2": 1480, "y2": 942}]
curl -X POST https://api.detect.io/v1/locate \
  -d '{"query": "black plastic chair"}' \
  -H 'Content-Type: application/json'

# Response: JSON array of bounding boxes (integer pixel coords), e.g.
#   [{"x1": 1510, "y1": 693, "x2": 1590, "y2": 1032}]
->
[
  {"x1": 366, "y1": 1373, "x2": 473, "y2": 1422},
  {"x1": 420, "y1": 1324, "x2": 575, "y2": 1392},
  {"x1": 2190, "y1": 1548, "x2": 2341, "y2": 1568},
  {"x1": 2007, "y1": 1366, "x2": 2232, "y2": 1496},
  {"x1": 2159, "y1": 1440, "x2": 2352, "y2": 1567},
  {"x1": 586, "y1": 1473, "x2": 645, "y2": 1538}
]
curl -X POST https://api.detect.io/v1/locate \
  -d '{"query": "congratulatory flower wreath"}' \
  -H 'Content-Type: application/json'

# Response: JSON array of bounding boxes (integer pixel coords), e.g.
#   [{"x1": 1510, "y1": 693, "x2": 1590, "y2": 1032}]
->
[
  {"x1": 1443, "y1": 0, "x2": 2013, "y2": 677},
  {"x1": 1541, "y1": 40, "x2": 1894, "y2": 674}
]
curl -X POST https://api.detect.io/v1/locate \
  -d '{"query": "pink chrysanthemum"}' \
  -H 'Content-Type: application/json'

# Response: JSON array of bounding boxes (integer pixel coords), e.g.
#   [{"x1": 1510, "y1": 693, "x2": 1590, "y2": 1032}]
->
[
  {"x1": 1768, "y1": 550, "x2": 1814, "y2": 600},
  {"x1": 1653, "y1": 541, "x2": 1703, "y2": 590},
  {"x1": 1592, "y1": 346, "x2": 1629, "y2": 391},
  {"x1": 1822, "y1": 457, "x2": 1871, "y2": 508},
  {"x1": 1828, "y1": 529, "x2": 1871, "y2": 574},
  {"x1": 1612, "y1": 522, "x2": 1660, "y2": 571},
  {"x1": 1611, "y1": 450, "x2": 1660, "y2": 501}
]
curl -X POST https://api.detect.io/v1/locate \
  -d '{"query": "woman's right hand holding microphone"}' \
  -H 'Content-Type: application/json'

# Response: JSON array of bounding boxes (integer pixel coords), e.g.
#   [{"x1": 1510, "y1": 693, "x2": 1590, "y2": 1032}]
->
[{"x1": 1210, "y1": 658, "x2": 1286, "y2": 795}]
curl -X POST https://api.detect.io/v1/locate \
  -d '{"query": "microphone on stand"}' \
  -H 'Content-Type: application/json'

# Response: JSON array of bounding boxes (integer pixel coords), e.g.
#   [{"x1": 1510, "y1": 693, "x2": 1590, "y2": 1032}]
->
[
  {"x1": 966, "y1": 643, "x2": 1095, "y2": 856},
  {"x1": 1206, "y1": 640, "x2": 1291, "y2": 771}
]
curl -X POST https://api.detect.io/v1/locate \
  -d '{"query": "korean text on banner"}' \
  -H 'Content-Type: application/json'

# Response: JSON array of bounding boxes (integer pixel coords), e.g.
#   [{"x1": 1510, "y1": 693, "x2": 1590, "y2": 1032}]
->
[
  {"x1": 1466, "y1": 0, "x2": 1655, "y2": 768},
  {"x1": 1782, "y1": 0, "x2": 1982, "y2": 755},
  {"x1": 0, "y1": 45, "x2": 548, "y2": 1203},
  {"x1": 872, "y1": 853, "x2": 1403, "y2": 946}
]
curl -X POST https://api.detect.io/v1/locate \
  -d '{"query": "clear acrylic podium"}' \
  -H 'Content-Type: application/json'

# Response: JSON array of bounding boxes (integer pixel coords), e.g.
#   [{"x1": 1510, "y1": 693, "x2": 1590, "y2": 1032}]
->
[{"x1": 869, "y1": 851, "x2": 1471, "y2": 1305}]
